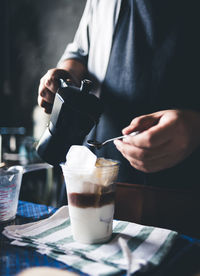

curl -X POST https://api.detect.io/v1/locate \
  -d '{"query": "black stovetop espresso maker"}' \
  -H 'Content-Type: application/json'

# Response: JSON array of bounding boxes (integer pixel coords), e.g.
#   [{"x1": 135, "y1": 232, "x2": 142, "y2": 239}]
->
[{"x1": 36, "y1": 79, "x2": 103, "y2": 165}]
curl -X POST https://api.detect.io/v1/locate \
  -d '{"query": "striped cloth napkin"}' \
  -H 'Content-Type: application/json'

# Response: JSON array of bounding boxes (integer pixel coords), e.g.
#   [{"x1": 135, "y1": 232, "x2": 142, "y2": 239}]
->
[{"x1": 3, "y1": 206, "x2": 178, "y2": 276}]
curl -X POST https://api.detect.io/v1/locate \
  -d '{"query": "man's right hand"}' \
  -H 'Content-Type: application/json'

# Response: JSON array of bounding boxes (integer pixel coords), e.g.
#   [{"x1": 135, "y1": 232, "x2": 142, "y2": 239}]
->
[
  {"x1": 38, "y1": 68, "x2": 71, "y2": 114},
  {"x1": 38, "y1": 59, "x2": 87, "y2": 113}
]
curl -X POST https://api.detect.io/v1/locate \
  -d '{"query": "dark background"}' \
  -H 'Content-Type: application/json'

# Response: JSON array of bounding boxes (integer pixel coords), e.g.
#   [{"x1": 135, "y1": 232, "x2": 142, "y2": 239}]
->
[
  {"x1": 0, "y1": 0, "x2": 86, "y2": 206},
  {"x1": 0, "y1": 0, "x2": 86, "y2": 135}
]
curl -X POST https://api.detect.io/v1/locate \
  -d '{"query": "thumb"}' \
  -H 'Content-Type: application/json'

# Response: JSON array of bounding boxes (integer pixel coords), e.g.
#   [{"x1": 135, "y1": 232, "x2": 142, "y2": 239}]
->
[{"x1": 122, "y1": 112, "x2": 163, "y2": 135}]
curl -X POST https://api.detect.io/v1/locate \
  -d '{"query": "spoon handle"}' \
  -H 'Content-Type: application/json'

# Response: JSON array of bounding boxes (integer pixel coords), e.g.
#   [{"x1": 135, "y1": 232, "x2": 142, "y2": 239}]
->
[{"x1": 103, "y1": 131, "x2": 140, "y2": 145}]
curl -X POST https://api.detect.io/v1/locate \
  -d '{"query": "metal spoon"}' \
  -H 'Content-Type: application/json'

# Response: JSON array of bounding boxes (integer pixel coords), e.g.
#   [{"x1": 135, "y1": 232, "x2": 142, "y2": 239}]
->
[{"x1": 87, "y1": 131, "x2": 140, "y2": 149}]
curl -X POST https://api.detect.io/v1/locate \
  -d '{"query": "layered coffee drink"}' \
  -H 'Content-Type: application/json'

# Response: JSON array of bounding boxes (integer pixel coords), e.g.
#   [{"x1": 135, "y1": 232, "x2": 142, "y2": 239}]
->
[{"x1": 61, "y1": 146, "x2": 119, "y2": 244}]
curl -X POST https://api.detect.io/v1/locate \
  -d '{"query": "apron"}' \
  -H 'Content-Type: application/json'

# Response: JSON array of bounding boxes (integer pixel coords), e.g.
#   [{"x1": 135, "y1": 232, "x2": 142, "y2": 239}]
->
[{"x1": 87, "y1": 0, "x2": 200, "y2": 188}]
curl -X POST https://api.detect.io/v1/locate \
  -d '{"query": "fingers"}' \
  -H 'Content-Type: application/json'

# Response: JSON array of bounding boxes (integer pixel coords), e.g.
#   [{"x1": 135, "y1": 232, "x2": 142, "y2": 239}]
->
[
  {"x1": 44, "y1": 69, "x2": 65, "y2": 93},
  {"x1": 38, "y1": 68, "x2": 70, "y2": 113},
  {"x1": 38, "y1": 84, "x2": 55, "y2": 104},
  {"x1": 122, "y1": 112, "x2": 162, "y2": 135},
  {"x1": 125, "y1": 153, "x2": 173, "y2": 173},
  {"x1": 114, "y1": 138, "x2": 169, "y2": 162},
  {"x1": 37, "y1": 94, "x2": 53, "y2": 114},
  {"x1": 38, "y1": 80, "x2": 54, "y2": 114},
  {"x1": 123, "y1": 124, "x2": 171, "y2": 149},
  {"x1": 114, "y1": 139, "x2": 179, "y2": 173},
  {"x1": 122, "y1": 111, "x2": 175, "y2": 148},
  {"x1": 114, "y1": 110, "x2": 191, "y2": 172}
]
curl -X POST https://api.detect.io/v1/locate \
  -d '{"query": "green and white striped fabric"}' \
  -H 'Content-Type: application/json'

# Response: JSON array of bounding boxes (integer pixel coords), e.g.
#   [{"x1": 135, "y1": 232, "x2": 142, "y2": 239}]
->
[{"x1": 3, "y1": 206, "x2": 178, "y2": 276}]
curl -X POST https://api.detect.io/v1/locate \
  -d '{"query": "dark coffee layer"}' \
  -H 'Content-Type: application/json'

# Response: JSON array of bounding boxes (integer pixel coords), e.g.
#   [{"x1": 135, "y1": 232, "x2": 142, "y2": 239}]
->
[{"x1": 68, "y1": 192, "x2": 115, "y2": 208}]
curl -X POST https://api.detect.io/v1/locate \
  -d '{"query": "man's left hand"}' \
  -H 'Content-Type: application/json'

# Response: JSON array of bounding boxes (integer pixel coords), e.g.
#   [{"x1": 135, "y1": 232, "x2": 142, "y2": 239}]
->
[{"x1": 114, "y1": 109, "x2": 200, "y2": 173}]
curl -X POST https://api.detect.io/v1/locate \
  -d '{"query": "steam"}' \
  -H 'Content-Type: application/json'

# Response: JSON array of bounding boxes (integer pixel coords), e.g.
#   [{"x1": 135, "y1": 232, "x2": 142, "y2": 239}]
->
[{"x1": 7, "y1": 0, "x2": 86, "y2": 133}]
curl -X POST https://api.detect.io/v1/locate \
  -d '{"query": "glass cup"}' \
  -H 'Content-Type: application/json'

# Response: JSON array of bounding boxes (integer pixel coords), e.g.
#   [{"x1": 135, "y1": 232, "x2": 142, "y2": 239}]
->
[
  {"x1": 0, "y1": 166, "x2": 23, "y2": 222},
  {"x1": 61, "y1": 158, "x2": 120, "y2": 244}
]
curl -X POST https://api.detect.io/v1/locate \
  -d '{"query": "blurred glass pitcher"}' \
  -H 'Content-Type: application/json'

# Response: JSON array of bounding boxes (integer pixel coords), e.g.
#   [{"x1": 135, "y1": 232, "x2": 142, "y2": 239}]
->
[{"x1": 0, "y1": 163, "x2": 52, "y2": 222}]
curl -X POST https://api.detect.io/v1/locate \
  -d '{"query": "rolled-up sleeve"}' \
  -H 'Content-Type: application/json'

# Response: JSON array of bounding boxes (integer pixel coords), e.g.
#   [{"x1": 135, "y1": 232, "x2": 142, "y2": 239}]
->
[{"x1": 57, "y1": 0, "x2": 93, "y2": 67}]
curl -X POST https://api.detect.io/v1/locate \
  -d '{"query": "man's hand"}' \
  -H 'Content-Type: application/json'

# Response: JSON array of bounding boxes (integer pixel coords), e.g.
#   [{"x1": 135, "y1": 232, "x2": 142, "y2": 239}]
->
[
  {"x1": 38, "y1": 68, "x2": 71, "y2": 114},
  {"x1": 114, "y1": 109, "x2": 200, "y2": 173},
  {"x1": 38, "y1": 59, "x2": 87, "y2": 114}
]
